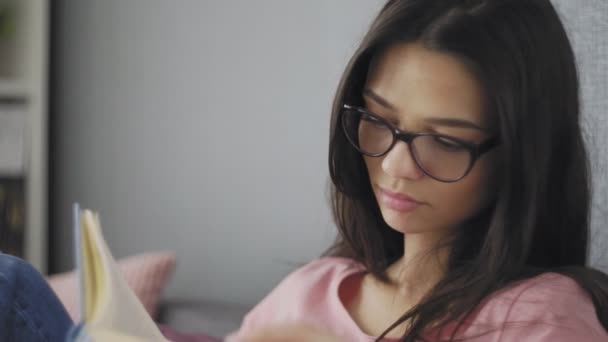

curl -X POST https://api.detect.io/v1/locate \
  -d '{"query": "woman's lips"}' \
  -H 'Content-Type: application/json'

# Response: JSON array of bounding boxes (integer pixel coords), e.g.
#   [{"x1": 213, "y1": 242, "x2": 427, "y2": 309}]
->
[{"x1": 378, "y1": 187, "x2": 422, "y2": 212}]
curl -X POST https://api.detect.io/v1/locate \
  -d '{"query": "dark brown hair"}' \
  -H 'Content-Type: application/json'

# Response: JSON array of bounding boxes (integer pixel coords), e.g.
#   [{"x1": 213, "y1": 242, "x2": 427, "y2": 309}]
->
[{"x1": 325, "y1": 0, "x2": 608, "y2": 340}]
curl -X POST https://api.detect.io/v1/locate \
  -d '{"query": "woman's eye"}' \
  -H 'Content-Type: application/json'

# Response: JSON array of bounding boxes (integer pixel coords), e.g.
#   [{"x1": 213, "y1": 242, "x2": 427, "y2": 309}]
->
[
  {"x1": 434, "y1": 136, "x2": 466, "y2": 151},
  {"x1": 361, "y1": 114, "x2": 386, "y2": 128}
]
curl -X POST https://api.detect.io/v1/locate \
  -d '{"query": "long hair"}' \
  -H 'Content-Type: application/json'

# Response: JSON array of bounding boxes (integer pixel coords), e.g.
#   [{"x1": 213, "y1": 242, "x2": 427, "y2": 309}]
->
[{"x1": 325, "y1": 0, "x2": 608, "y2": 340}]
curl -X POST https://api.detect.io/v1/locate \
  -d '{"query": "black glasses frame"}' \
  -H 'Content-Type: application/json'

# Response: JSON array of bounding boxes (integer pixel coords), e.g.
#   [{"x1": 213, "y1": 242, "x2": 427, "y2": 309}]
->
[{"x1": 341, "y1": 104, "x2": 500, "y2": 183}]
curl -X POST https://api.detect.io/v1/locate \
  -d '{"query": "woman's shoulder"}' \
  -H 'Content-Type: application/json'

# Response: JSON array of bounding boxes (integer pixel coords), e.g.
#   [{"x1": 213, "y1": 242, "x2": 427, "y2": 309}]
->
[
  {"x1": 469, "y1": 272, "x2": 607, "y2": 340},
  {"x1": 286, "y1": 256, "x2": 365, "y2": 279},
  {"x1": 225, "y1": 257, "x2": 363, "y2": 341},
  {"x1": 264, "y1": 257, "x2": 364, "y2": 298},
  {"x1": 488, "y1": 272, "x2": 593, "y2": 312},
  {"x1": 246, "y1": 257, "x2": 362, "y2": 311}
]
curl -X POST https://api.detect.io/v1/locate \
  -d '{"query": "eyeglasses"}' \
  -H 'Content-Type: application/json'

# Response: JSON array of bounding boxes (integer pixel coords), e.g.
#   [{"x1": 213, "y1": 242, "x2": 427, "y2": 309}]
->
[{"x1": 341, "y1": 104, "x2": 499, "y2": 183}]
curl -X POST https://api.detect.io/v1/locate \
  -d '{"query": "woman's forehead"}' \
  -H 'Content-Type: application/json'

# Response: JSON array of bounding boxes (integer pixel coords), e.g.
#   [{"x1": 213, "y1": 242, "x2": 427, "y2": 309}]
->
[{"x1": 364, "y1": 42, "x2": 489, "y2": 127}]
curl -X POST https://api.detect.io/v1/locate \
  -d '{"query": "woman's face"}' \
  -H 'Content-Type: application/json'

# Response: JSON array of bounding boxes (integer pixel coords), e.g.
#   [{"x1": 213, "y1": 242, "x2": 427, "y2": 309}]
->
[{"x1": 362, "y1": 42, "x2": 497, "y2": 236}]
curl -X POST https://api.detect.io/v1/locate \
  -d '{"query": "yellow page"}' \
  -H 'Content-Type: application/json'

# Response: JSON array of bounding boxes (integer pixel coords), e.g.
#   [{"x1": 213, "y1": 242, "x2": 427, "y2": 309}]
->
[
  {"x1": 87, "y1": 330, "x2": 151, "y2": 342},
  {"x1": 78, "y1": 209, "x2": 169, "y2": 341}
]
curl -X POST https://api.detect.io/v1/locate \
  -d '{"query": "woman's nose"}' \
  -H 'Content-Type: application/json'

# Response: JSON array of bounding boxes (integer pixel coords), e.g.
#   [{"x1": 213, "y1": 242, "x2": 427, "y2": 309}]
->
[{"x1": 381, "y1": 140, "x2": 425, "y2": 180}]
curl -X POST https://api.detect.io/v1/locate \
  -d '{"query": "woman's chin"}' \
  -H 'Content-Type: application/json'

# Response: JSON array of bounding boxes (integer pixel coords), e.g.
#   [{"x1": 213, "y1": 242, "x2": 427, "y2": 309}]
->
[{"x1": 380, "y1": 208, "x2": 421, "y2": 234}]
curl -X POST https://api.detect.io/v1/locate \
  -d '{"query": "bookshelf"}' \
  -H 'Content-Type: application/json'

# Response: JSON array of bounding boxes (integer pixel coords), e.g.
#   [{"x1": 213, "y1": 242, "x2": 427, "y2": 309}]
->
[{"x1": 0, "y1": 0, "x2": 49, "y2": 273}]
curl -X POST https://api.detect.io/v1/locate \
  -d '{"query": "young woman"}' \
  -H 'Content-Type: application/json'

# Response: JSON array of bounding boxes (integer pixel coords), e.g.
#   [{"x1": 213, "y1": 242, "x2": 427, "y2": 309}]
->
[{"x1": 227, "y1": 0, "x2": 608, "y2": 341}]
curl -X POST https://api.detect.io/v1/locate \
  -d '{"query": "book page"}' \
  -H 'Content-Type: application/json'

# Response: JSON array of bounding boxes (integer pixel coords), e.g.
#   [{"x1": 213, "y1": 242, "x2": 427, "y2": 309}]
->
[{"x1": 77, "y1": 208, "x2": 168, "y2": 342}]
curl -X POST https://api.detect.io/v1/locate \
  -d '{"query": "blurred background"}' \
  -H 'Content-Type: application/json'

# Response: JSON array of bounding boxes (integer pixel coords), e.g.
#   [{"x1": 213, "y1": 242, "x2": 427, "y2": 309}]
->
[
  {"x1": 49, "y1": 0, "x2": 385, "y2": 305},
  {"x1": 0, "y1": 0, "x2": 606, "y2": 338}
]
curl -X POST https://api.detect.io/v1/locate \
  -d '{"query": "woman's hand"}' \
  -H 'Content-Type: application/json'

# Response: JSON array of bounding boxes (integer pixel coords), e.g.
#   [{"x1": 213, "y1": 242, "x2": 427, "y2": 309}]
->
[{"x1": 243, "y1": 324, "x2": 344, "y2": 342}]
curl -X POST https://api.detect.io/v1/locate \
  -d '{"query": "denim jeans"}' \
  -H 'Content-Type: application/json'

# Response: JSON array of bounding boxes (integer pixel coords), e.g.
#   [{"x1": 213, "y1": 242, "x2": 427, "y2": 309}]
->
[{"x1": 0, "y1": 252, "x2": 73, "y2": 342}]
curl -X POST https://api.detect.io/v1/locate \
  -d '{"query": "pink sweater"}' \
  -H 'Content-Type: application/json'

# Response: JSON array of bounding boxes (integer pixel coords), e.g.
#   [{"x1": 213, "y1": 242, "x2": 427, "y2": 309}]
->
[{"x1": 226, "y1": 257, "x2": 607, "y2": 341}]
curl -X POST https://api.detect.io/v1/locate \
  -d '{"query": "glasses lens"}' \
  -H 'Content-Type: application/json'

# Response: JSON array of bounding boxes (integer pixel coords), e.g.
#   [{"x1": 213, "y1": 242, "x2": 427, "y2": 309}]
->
[
  {"x1": 411, "y1": 135, "x2": 473, "y2": 181},
  {"x1": 342, "y1": 108, "x2": 393, "y2": 156}
]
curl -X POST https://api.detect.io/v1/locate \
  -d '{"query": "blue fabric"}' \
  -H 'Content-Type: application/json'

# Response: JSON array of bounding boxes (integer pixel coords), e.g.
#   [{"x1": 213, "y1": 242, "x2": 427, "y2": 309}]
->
[
  {"x1": 0, "y1": 253, "x2": 73, "y2": 342},
  {"x1": 65, "y1": 324, "x2": 89, "y2": 342}
]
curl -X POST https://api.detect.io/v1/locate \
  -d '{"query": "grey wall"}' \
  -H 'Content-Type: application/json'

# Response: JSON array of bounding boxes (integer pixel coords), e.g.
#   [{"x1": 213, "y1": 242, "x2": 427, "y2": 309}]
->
[
  {"x1": 51, "y1": 0, "x2": 384, "y2": 306},
  {"x1": 51, "y1": 0, "x2": 608, "y2": 308}
]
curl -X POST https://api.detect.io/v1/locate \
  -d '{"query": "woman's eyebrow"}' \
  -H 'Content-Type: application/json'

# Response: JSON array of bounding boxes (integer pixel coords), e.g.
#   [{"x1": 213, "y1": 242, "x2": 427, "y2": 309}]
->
[
  {"x1": 363, "y1": 88, "x2": 486, "y2": 132},
  {"x1": 363, "y1": 88, "x2": 398, "y2": 111},
  {"x1": 424, "y1": 117, "x2": 486, "y2": 132}
]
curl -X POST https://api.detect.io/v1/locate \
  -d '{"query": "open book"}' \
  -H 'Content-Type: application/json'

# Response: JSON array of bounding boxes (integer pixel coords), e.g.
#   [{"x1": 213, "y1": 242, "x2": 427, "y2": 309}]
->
[{"x1": 71, "y1": 204, "x2": 169, "y2": 342}]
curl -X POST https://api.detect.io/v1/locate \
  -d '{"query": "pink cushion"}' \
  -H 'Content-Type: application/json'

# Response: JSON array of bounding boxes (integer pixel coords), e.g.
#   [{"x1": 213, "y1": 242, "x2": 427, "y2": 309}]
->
[{"x1": 46, "y1": 251, "x2": 176, "y2": 321}]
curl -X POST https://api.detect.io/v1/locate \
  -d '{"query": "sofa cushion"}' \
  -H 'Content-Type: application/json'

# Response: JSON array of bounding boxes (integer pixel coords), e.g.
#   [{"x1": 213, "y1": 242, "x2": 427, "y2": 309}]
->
[{"x1": 46, "y1": 251, "x2": 176, "y2": 321}]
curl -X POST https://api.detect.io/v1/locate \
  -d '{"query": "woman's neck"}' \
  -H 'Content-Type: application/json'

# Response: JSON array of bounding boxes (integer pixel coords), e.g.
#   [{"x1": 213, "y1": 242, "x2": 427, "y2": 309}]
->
[{"x1": 387, "y1": 232, "x2": 451, "y2": 300}]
